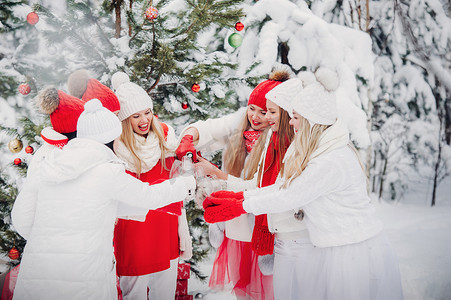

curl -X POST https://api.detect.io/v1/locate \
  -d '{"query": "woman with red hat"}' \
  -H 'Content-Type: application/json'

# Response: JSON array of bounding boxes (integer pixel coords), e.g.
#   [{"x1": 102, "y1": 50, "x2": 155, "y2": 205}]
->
[{"x1": 176, "y1": 68, "x2": 292, "y2": 300}]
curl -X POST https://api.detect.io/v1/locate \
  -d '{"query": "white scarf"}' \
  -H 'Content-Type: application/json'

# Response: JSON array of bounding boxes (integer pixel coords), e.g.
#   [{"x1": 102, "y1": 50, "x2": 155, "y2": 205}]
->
[{"x1": 115, "y1": 131, "x2": 173, "y2": 174}]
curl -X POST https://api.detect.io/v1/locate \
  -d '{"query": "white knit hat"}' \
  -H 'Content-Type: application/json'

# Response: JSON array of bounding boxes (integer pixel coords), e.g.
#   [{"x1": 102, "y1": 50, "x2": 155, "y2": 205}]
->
[
  {"x1": 291, "y1": 67, "x2": 339, "y2": 126},
  {"x1": 77, "y1": 99, "x2": 122, "y2": 144},
  {"x1": 112, "y1": 72, "x2": 153, "y2": 121},
  {"x1": 265, "y1": 78, "x2": 303, "y2": 118}
]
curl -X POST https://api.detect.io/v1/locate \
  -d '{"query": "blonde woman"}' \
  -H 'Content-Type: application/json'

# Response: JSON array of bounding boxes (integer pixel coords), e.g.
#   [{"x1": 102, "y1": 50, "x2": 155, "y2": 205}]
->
[
  {"x1": 203, "y1": 68, "x2": 404, "y2": 300},
  {"x1": 111, "y1": 73, "x2": 192, "y2": 300}
]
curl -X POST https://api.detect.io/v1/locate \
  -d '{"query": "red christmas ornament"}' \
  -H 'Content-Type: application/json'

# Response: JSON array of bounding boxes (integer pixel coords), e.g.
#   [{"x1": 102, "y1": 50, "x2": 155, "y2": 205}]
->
[
  {"x1": 27, "y1": 12, "x2": 39, "y2": 25},
  {"x1": 145, "y1": 6, "x2": 159, "y2": 21},
  {"x1": 8, "y1": 248, "x2": 20, "y2": 260},
  {"x1": 18, "y1": 83, "x2": 31, "y2": 95},
  {"x1": 191, "y1": 83, "x2": 200, "y2": 93},
  {"x1": 235, "y1": 22, "x2": 244, "y2": 31},
  {"x1": 181, "y1": 102, "x2": 189, "y2": 110},
  {"x1": 25, "y1": 146, "x2": 34, "y2": 154},
  {"x1": 14, "y1": 158, "x2": 22, "y2": 165}
]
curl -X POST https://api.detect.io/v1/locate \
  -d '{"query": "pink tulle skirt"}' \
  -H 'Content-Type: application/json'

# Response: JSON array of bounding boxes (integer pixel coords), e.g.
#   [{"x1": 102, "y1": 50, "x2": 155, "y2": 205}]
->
[{"x1": 209, "y1": 236, "x2": 274, "y2": 300}]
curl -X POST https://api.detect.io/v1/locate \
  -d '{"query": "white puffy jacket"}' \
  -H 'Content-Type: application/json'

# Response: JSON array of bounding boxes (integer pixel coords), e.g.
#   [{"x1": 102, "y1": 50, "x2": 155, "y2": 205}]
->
[{"x1": 11, "y1": 138, "x2": 192, "y2": 300}]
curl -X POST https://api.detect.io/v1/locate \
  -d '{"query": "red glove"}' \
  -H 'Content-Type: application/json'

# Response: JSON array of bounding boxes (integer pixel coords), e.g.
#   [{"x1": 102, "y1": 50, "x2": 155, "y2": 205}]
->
[
  {"x1": 203, "y1": 191, "x2": 246, "y2": 223},
  {"x1": 176, "y1": 135, "x2": 197, "y2": 161}
]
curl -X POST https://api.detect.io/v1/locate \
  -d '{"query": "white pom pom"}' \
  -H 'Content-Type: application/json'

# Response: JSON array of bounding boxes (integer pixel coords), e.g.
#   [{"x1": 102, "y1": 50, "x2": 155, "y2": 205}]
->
[
  {"x1": 315, "y1": 67, "x2": 339, "y2": 92},
  {"x1": 83, "y1": 98, "x2": 103, "y2": 112},
  {"x1": 297, "y1": 71, "x2": 316, "y2": 87},
  {"x1": 111, "y1": 72, "x2": 130, "y2": 91}
]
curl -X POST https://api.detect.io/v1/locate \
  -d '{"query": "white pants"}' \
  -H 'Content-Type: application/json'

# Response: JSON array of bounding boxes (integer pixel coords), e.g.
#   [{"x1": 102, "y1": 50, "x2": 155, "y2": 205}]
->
[
  {"x1": 273, "y1": 236, "x2": 317, "y2": 300},
  {"x1": 119, "y1": 258, "x2": 178, "y2": 300}
]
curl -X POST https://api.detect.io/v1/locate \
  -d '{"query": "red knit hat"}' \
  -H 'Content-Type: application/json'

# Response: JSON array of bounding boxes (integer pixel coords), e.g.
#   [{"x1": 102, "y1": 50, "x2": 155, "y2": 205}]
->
[
  {"x1": 82, "y1": 78, "x2": 120, "y2": 112},
  {"x1": 67, "y1": 69, "x2": 120, "y2": 113},
  {"x1": 247, "y1": 69, "x2": 292, "y2": 111},
  {"x1": 36, "y1": 87, "x2": 85, "y2": 134}
]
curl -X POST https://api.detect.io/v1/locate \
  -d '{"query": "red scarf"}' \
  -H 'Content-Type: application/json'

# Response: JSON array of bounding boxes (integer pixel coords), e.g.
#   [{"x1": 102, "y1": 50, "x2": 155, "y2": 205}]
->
[
  {"x1": 243, "y1": 130, "x2": 262, "y2": 153},
  {"x1": 251, "y1": 132, "x2": 288, "y2": 255}
]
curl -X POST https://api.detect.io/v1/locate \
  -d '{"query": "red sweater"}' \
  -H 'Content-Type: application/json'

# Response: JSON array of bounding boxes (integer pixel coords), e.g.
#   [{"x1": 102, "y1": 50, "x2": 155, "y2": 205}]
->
[{"x1": 114, "y1": 157, "x2": 180, "y2": 276}]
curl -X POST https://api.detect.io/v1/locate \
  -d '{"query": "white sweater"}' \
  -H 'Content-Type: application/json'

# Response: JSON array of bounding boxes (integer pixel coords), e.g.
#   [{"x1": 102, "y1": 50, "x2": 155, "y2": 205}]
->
[{"x1": 243, "y1": 146, "x2": 383, "y2": 248}]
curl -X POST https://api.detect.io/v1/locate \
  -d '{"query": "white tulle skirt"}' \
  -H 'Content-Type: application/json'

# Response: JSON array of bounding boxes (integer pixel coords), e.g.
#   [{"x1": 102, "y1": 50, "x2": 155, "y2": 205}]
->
[{"x1": 273, "y1": 233, "x2": 403, "y2": 300}]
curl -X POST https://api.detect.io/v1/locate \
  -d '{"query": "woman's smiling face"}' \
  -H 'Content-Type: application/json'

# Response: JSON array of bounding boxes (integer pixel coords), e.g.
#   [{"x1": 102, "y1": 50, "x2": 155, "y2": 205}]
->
[
  {"x1": 247, "y1": 104, "x2": 269, "y2": 131},
  {"x1": 265, "y1": 100, "x2": 280, "y2": 132},
  {"x1": 130, "y1": 108, "x2": 153, "y2": 136}
]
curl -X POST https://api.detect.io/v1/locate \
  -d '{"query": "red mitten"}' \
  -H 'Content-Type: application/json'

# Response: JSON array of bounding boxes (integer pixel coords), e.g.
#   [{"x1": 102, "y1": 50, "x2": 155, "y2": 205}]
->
[
  {"x1": 203, "y1": 193, "x2": 246, "y2": 223},
  {"x1": 176, "y1": 135, "x2": 197, "y2": 161},
  {"x1": 209, "y1": 190, "x2": 244, "y2": 199}
]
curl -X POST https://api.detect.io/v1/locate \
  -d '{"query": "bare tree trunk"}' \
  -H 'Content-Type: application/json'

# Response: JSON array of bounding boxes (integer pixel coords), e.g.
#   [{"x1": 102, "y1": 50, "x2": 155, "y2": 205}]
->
[
  {"x1": 365, "y1": 0, "x2": 370, "y2": 33},
  {"x1": 431, "y1": 137, "x2": 441, "y2": 206},
  {"x1": 445, "y1": 98, "x2": 451, "y2": 145},
  {"x1": 431, "y1": 80, "x2": 444, "y2": 206},
  {"x1": 378, "y1": 154, "x2": 388, "y2": 200},
  {"x1": 114, "y1": 0, "x2": 123, "y2": 38}
]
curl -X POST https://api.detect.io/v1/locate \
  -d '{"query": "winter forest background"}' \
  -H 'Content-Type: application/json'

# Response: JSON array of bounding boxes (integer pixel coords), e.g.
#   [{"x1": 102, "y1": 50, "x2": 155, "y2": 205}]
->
[{"x1": 0, "y1": 0, "x2": 450, "y2": 299}]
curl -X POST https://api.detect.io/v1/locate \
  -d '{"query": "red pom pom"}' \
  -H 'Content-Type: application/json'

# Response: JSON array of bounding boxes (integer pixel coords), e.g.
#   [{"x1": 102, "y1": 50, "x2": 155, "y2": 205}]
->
[
  {"x1": 181, "y1": 102, "x2": 189, "y2": 110},
  {"x1": 18, "y1": 83, "x2": 31, "y2": 95},
  {"x1": 25, "y1": 146, "x2": 34, "y2": 154},
  {"x1": 8, "y1": 248, "x2": 20, "y2": 260},
  {"x1": 145, "y1": 6, "x2": 159, "y2": 21},
  {"x1": 191, "y1": 83, "x2": 200, "y2": 93},
  {"x1": 235, "y1": 22, "x2": 244, "y2": 31},
  {"x1": 14, "y1": 158, "x2": 22, "y2": 165},
  {"x1": 27, "y1": 12, "x2": 39, "y2": 25}
]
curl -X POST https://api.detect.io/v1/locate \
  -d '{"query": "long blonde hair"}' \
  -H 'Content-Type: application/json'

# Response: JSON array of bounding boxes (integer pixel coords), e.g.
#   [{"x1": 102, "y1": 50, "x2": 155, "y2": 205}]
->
[
  {"x1": 119, "y1": 114, "x2": 171, "y2": 178},
  {"x1": 281, "y1": 116, "x2": 330, "y2": 188},
  {"x1": 223, "y1": 107, "x2": 269, "y2": 180}
]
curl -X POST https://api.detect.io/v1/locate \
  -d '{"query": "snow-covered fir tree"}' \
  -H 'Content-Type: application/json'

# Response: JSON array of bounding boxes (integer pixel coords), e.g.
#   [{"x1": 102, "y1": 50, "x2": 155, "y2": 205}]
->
[{"x1": 310, "y1": 0, "x2": 451, "y2": 205}]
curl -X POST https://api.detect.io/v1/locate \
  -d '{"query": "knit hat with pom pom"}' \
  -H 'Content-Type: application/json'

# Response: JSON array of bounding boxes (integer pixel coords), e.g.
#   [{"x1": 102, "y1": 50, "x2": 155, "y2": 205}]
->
[
  {"x1": 76, "y1": 99, "x2": 122, "y2": 144},
  {"x1": 67, "y1": 69, "x2": 120, "y2": 113},
  {"x1": 269, "y1": 67, "x2": 339, "y2": 125},
  {"x1": 36, "y1": 87, "x2": 86, "y2": 134},
  {"x1": 112, "y1": 72, "x2": 154, "y2": 121},
  {"x1": 247, "y1": 68, "x2": 292, "y2": 111},
  {"x1": 293, "y1": 67, "x2": 339, "y2": 125}
]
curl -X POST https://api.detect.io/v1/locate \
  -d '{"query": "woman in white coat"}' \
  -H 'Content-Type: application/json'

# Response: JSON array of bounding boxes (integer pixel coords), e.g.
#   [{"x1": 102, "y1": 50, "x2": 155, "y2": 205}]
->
[
  {"x1": 11, "y1": 99, "x2": 195, "y2": 300},
  {"x1": 203, "y1": 69, "x2": 404, "y2": 300}
]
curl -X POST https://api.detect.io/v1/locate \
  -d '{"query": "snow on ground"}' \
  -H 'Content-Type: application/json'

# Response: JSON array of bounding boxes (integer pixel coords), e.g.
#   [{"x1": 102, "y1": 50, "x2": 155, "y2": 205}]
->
[{"x1": 189, "y1": 199, "x2": 451, "y2": 300}]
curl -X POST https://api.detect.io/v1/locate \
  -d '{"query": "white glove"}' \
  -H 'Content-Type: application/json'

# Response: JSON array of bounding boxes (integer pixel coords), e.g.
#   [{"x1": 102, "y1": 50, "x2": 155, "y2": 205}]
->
[
  {"x1": 258, "y1": 253, "x2": 275, "y2": 276},
  {"x1": 208, "y1": 222, "x2": 225, "y2": 248},
  {"x1": 178, "y1": 208, "x2": 193, "y2": 260}
]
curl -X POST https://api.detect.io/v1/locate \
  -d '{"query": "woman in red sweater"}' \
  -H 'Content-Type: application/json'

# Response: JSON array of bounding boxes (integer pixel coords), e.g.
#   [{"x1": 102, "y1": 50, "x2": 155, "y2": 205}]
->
[{"x1": 111, "y1": 72, "x2": 192, "y2": 300}]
